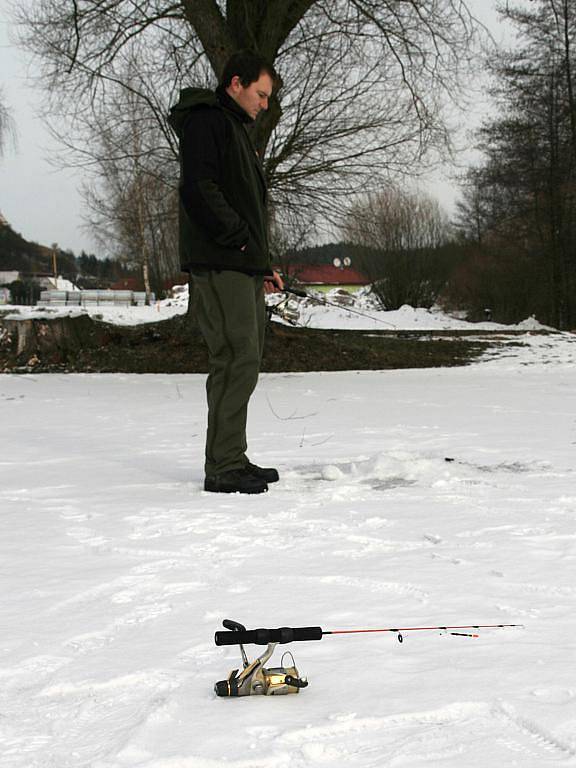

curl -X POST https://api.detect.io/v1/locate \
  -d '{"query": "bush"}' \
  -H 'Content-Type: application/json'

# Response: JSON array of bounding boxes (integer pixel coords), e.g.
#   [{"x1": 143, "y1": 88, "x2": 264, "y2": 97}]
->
[{"x1": 8, "y1": 280, "x2": 42, "y2": 306}]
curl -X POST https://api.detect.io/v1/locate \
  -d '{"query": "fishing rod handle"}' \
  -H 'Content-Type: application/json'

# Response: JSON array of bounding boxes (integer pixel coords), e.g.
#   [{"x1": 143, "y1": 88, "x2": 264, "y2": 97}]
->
[
  {"x1": 283, "y1": 286, "x2": 308, "y2": 298},
  {"x1": 214, "y1": 626, "x2": 323, "y2": 646}
]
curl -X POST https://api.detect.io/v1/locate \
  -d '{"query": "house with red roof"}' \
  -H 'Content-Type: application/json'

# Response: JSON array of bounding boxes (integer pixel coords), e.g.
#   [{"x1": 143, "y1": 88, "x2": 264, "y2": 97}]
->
[{"x1": 278, "y1": 263, "x2": 369, "y2": 294}]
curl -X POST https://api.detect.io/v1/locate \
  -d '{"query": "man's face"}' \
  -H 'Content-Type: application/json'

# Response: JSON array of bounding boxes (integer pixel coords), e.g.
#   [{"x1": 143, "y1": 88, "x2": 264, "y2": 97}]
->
[{"x1": 226, "y1": 72, "x2": 274, "y2": 120}]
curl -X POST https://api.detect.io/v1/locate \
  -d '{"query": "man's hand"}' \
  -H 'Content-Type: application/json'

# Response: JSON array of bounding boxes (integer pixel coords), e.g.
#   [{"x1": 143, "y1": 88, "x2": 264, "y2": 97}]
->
[{"x1": 264, "y1": 270, "x2": 284, "y2": 294}]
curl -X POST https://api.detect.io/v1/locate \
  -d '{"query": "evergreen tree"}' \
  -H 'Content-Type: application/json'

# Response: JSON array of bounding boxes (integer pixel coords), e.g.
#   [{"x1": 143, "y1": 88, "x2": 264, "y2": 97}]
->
[{"x1": 457, "y1": 0, "x2": 576, "y2": 328}]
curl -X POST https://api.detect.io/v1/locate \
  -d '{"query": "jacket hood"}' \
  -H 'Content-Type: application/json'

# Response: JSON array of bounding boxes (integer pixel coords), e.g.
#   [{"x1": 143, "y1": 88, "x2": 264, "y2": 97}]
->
[{"x1": 168, "y1": 88, "x2": 218, "y2": 138}]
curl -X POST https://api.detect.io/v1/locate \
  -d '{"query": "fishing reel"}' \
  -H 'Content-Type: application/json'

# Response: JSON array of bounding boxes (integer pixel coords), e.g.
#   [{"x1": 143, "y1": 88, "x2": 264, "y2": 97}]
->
[
  {"x1": 214, "y1": 620, "x2": 309, "y2": 697},
  {"x1": 267, "y1": 294, "x2": 301, "y2": 326}
]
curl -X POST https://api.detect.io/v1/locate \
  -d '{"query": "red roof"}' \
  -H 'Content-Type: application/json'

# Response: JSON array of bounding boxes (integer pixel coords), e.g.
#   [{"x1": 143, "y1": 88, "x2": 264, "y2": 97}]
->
[
  {"x1": 278, "y1": 264, "x2": 369, "y2": 285},
  {"x1": 110, "y1": 275, "x2": 184, "y2": 292}
]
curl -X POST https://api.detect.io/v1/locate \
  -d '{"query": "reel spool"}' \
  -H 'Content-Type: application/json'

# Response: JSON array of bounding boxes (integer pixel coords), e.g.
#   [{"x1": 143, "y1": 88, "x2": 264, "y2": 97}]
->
[
  {"x1": 267, "y1": 295, "x2": 301, "y2": 326},
  {"x1": 214, "y1": 620, "x2": 308, "y2": 697}
]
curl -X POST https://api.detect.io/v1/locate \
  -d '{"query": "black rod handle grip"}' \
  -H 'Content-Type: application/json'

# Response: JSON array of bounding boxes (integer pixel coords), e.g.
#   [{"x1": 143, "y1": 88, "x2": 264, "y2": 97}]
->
[
  {"x1": 214, "y1": 626, "x2": 323, "y2": 646},
  {"x1": 284, "y1": 286, "x2": 308, "y2": 298}
]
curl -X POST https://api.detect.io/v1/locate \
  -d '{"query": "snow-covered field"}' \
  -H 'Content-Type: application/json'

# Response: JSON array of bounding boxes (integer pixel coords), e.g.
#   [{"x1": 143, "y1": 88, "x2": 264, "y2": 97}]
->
[{"x1": 1, "y1": 333, "x2": 576, "y2": 767}]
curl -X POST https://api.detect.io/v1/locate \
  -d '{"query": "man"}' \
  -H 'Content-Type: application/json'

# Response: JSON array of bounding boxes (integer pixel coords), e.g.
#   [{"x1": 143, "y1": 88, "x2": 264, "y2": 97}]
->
[{"x1": 169, "y1": 51, "x2": 284, "y2": 494}]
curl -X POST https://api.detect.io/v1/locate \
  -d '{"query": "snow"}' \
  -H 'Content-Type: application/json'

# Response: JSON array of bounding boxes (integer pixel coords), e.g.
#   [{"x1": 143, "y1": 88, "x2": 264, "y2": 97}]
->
[
  {"x1": 53, "y1": 277, "x2": 79, "y2": 292},
  {"x1": 284, "y1": 300, "x2": 515, "y2": 331},
  {"x1": 1, "y1": 332, "x2": 576, "y2": 766},
  {"x1": 0, "y1": 302, "x2": 186, "y2": 327},
  {"x1": 0, "y1": 284, "x2": 555, "y2": 331}
]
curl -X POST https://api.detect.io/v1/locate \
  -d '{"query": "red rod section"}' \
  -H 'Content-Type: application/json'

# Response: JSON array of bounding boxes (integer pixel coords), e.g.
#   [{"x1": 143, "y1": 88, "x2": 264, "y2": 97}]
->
[{"x1": 325, "y1": 624, "x2": 522, "y2": 635}]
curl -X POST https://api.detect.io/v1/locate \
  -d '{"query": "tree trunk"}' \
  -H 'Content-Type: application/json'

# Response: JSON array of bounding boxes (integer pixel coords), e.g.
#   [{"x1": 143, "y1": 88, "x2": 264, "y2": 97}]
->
[
  {"x1": 0, "y1": 316, "x2": 106, "y2": 369},
  {"x1": 142, "y1": 258, "x2": 152, "y2": 305}
]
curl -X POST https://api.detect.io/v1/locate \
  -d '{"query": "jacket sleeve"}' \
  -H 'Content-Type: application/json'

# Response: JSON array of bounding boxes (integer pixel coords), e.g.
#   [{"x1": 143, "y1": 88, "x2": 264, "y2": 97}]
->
[{"x1": 180, "y1": 108, "x2": 250, "y2": 250}]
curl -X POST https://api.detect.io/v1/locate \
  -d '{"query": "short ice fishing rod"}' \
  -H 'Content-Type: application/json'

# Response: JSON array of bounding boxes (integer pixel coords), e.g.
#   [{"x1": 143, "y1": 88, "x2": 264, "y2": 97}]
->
[
  {"x1": 278, "y1": 285, "x2": 398, "y2": 329},
  {"x1": 213, "y1": 619, "x2": 523, "y2": 697}
]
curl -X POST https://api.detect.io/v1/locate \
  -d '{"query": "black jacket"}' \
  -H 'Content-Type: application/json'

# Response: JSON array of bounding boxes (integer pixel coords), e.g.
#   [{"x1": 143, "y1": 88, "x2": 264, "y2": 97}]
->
[{"x1": 169, "y1": 86, "x2": 271, "y2": 274}]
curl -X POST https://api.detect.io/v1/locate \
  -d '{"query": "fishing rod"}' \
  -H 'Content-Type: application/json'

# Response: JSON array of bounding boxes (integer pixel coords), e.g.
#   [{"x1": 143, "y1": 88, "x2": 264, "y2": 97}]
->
[
  {"x1": 213, "y1": 619, "x2": 523, "y2": 697},
  {"x1": 271, "y1": 285, "x2": 398, "y2": 329}
]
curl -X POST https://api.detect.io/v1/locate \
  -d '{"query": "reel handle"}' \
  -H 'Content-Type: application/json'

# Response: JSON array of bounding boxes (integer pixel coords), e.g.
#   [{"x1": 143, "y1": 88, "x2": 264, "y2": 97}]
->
[
  {"x1": 222, "y1": 619, "x2": 246, "y2": 632},
  {"x1": 215, "y1": 625, "x2": 323, "y2": 646}
]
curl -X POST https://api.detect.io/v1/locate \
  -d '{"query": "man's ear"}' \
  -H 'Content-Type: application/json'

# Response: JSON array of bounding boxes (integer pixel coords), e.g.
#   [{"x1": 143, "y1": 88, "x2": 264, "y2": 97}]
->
[{"x1": 229, "y1": 75, "x2": 242, "y2": 92}]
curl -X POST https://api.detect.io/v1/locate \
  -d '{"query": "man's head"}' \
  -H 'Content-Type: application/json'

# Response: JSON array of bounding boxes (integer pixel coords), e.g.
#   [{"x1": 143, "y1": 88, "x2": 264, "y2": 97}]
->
[{"x1": 220, "y1": 51, "x2": 277, "y2": 121}]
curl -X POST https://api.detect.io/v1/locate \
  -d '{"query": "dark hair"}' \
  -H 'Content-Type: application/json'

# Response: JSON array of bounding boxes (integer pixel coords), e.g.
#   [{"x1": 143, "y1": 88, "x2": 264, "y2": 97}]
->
[{"x1": 220, "y1": 50, "x2": 277, "y2": 89}]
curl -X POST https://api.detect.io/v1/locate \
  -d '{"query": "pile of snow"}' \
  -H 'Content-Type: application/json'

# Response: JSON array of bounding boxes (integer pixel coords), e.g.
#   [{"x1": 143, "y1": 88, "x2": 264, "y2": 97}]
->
[
  {"x1": 0, "y1": 282, "x2": 557, "y2": 332},
  {"x1": 515, "y1": 316, "x2": 555, "y2": 331},
  {"x1": 271, "y1": 291, "x2": 554, "y2": 332}
]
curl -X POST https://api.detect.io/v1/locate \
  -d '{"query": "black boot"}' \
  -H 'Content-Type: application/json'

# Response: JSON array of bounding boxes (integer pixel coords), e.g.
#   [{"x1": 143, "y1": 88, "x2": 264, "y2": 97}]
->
[
  {"x1": 204, "y1": 468, "x2": 268, "y2": 494},
  {"x1": 246, "y1": 462, "x2": 279, "y2": 483}
]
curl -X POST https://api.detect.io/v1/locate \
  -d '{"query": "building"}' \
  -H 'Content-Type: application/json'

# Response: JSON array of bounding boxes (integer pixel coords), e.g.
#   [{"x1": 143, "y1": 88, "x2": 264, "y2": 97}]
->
[
  {"x1": 0, "y1": 272, "x2": 78, "y2": 290},
  {"x1": 0, "y1": 270, "x2": 20, "y2": 285},
  {"x1": 279, "y1": 264, "x2": 369, "y2": 294}
]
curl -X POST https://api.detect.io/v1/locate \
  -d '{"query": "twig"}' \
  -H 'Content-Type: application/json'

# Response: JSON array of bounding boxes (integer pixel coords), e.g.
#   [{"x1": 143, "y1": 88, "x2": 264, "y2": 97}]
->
[{"x1": 265, "y1": 393, "x2": 317, "y2": 421}]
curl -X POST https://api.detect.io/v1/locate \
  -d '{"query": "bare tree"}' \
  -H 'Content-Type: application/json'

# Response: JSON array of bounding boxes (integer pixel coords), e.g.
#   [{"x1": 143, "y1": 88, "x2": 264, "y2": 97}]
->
[
  {"x1": 0, "y1": 87, "x2": 16, "y2": 158},
  {"x1": 80, "y1": 79, "x2": 180, "y2": 298},
  {"x1": 268, "y1": 211, "x2": 311, "y2": 282},
  {"x1": 16, "y1": 0, "x2": 480, "y2": 227},
  {"x1": 343, "y1": 186, "x2": 453, "y2": 308},
  {"x1": 345, "y1": 187, "x2": 450, "y2": 251},
  {"x1": 453, "y1": 0, "x2": 576, "y2": 328}
]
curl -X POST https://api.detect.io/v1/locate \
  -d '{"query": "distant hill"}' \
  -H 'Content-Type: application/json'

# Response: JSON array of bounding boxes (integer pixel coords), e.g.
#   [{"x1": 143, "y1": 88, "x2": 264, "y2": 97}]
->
[
  {"x1": 0, "y1": 216, "x2": 49, "y2": 272},
  {"x1": 0, "y1": 214, "x2": 76, "y2": 276},
  {"x1": 0, "y1": 213, "x2": 166, "y2": 295}
]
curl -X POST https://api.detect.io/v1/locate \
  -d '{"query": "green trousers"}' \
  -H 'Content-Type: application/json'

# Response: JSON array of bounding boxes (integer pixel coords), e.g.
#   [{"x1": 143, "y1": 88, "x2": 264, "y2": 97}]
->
[{"x1": 192, "y1": 269, "x2": 266, "y2": 476}]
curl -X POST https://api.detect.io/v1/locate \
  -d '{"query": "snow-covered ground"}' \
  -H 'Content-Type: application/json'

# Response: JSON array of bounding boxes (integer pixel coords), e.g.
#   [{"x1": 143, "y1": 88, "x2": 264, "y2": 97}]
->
[
  {"x1": 0, "y1": 300, "x2": 185, "y2": 328},
  {"x1": 1, "y1": 334, "x2": 576, "y2": 767},
  {"x1": 0, "y1": 284, "x2": 554, "y2": 332}
]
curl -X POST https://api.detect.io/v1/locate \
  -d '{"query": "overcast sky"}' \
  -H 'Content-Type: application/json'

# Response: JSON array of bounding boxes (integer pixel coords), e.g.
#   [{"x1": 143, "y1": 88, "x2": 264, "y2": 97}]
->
[{"x1": 0, "y1": 0, "x2": 516, "y2": 255}]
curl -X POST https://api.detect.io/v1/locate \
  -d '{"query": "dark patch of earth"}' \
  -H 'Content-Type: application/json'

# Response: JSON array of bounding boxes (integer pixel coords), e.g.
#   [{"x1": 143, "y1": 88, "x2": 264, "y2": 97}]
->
[{"x1": 0, "y1": 313, "x2": 509, "y2": 374}]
